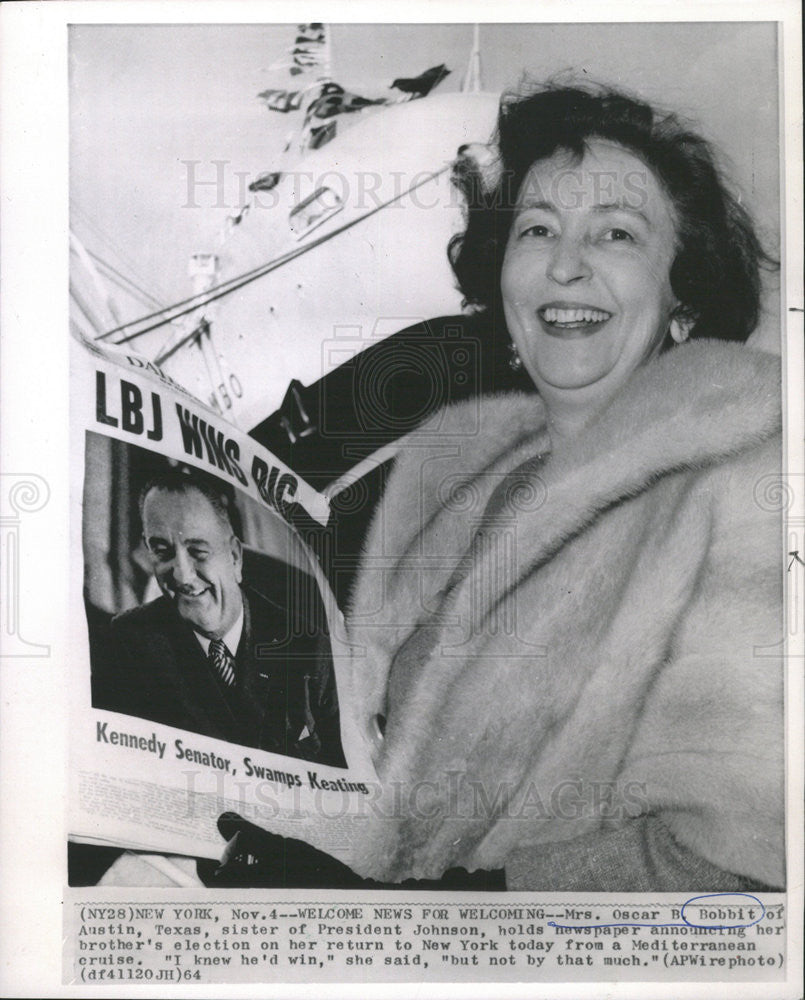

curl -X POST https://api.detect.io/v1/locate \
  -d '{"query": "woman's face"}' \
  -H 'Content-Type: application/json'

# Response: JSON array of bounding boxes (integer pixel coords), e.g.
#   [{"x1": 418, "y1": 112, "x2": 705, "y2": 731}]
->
[{"x1": 501, "y1": 140, "x2": 679, "y2": 417}]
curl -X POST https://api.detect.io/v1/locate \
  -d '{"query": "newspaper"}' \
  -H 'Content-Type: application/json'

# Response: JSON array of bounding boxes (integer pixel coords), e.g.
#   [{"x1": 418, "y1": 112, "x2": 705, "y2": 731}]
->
[
  {"x1": 1, "y1": 8, "x2": 803, "y2": 1000},
  {"x1": 70, "y1": 332, "x2": 379, "y2": 867}
]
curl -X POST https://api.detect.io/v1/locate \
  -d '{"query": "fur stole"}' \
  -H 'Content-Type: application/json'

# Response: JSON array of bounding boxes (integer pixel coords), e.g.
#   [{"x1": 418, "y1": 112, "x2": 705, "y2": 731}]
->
[{"x1": 346, "y1": 341, "x2": 783, "y2": 886}]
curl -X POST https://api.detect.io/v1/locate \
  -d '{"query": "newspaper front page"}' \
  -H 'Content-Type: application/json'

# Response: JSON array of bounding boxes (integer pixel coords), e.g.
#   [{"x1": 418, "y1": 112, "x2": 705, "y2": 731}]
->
[
  {"x1": 70, "y1": 334, "x2": 379, "y2": 867},
  {"x1": 1, "y1": 7, "x2": 802, "y2": 999}
]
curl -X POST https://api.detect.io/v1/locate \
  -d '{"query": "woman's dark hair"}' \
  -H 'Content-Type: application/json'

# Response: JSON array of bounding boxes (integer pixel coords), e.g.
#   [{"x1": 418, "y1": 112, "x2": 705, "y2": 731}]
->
[{"x1": 449, "y1": 82, "x2": 776, "y2": 344}]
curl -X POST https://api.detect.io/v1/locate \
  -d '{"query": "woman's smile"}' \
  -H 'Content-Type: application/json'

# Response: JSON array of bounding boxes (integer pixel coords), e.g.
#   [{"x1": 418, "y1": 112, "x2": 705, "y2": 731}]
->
[{"x1": 538, "y1": 302, "x2": 614, "y2": 337}]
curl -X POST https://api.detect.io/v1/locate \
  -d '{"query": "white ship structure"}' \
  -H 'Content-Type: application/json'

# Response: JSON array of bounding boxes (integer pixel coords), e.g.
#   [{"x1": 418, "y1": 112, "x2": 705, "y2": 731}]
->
[{"x1": 71, "y1": 25, "x2": 500, "y2": 437}]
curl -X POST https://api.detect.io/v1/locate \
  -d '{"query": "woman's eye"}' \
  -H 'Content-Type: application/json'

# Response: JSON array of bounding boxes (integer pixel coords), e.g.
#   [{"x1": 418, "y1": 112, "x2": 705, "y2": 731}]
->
[
  {"x1": 603, "y1": 227, "x2": 634, "y2": 242},
  {"x1": 520, "y1": 224, "x2": 553, "y2": 239}
]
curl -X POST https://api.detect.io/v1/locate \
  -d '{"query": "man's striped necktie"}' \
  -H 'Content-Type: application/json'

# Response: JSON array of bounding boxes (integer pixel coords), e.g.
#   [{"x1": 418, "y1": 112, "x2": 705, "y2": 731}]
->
[{"x1": 208, "y1": 637, "x2": 235, "y2": 687}]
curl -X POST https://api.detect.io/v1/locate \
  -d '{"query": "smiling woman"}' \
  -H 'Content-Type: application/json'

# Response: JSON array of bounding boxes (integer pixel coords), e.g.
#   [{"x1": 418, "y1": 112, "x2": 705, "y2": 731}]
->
[
  {"x1": 501, "y1": 140, "x2": 681, "y2": 438},
  {"x1": 210, "y1": 81, "x2": 784, "y2": 894},
  {"x1": 342, "y1": 82, "x2": 782, "y2": 891},
  {"x1": 450, "y1": 84, "x2": 772, "y2": 346}
]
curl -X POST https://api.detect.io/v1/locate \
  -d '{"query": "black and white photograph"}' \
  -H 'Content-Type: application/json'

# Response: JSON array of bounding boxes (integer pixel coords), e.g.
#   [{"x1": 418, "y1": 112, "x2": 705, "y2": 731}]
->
[
  {"x1": 83, "y1": 434, "x2": 345, "y2": 767},
  {"x1": 0, "y1": 4, "x2": 802, "y2": 997}
]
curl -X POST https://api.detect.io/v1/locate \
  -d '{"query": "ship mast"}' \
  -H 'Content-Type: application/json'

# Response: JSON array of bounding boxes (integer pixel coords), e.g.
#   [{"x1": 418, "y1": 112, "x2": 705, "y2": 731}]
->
[
  {"x1": 462, "y1": 24, "x2": 482, "y2": 93},
  {"x1": 321, "y1": 22, "x2": 333, "y2": 84}
]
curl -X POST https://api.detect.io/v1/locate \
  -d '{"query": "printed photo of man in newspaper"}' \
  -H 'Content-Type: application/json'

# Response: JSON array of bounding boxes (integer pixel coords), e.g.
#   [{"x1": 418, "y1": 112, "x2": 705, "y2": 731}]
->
[{"x1": 87, "y1": 449, "x2": 345, "y2": 769}]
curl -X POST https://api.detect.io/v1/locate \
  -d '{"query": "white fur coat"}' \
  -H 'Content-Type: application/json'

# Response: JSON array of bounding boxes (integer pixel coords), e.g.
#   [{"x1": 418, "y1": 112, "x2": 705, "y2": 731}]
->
[{"x1": 346, "y1": 341, "x2": 783, "y2": 887}]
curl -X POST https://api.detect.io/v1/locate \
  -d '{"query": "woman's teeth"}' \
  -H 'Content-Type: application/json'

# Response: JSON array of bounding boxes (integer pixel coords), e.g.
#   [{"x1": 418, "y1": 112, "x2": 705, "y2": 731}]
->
[{"x1": 541, "y1": 307, "x2": 611, "y2": 327}]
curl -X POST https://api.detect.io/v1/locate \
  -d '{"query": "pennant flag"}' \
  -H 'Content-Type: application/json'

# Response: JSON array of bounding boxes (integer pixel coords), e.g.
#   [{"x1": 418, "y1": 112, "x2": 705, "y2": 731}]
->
[
  {"x1": 307, "y1": 121, "x2": 337, "y2": 150},
  {"x1": 291, "y1": 46, "x2": 321, "y2": 63},
  {"x1": 291, "y1": 42, "x2": 321, "y2": 55},
  {"x1": 297, "y1": 22, "x2": 325, "y2": 42},
  {"x1": 291, "y1": 54, "x2": 323, "y2": 74},
  {"x1": 304, "y1": 82, "x2": 387, "y2": 124},
  {"x1": 248, "y1": 171, "x2": 282, "y2": 193},
  {"x1": 391, "y1": 64, "x2": 451, "y2": 98},
  {"x1": 256, "y1": 88, "x2": 305, "y2": 113}
]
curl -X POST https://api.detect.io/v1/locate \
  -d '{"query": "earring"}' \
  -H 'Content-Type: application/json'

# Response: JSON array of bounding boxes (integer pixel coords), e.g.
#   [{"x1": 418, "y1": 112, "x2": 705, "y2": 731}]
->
[
  {"x1": 508, "y1": 343, "x2": 523, "y2": 371},
  {"x1": 670, "y1": 317, "x2": 691, "y2": 344}
]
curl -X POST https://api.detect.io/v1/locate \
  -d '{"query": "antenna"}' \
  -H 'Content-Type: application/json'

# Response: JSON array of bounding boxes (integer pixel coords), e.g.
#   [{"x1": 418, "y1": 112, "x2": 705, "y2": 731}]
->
[
  {"x1": 321, "y1": 22, "x2": 333, "y2": 84},
  {"x1": 462, "y1": 24, "x2": 482, "y2": 93}
]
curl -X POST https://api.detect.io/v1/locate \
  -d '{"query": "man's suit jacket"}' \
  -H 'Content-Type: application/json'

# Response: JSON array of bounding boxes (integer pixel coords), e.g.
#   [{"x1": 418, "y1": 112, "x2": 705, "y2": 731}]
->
[{"x1": 93, "y1": 584, "x2": 345, "y2": 767}]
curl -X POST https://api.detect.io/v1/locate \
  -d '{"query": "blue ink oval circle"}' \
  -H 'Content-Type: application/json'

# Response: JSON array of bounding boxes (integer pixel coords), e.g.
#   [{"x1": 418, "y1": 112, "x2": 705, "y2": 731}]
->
[{"x1": 681, "y1": 892, "x2": 765, "y2": 929}]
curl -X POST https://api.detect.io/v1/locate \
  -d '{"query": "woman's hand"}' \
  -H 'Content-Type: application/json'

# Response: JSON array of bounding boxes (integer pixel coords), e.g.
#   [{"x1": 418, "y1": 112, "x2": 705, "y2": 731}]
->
[
  {"x1": 199, "y1": 812, "x2": 506, "y2": 890},
  {"x1": 198, "y1": 812, "x2": 365, "y2": 888}
]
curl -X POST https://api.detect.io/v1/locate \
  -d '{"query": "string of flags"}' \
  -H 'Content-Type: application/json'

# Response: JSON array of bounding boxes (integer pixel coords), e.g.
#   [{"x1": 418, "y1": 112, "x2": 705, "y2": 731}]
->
[
  {"x1": 265, "y1": 22, "x2": 328, "y2": 76},
  {"x1": 256, "y1": 24, "x2": 452, "y2": 162},
  {"x1": 289, "y1": 23, "x2": 326, "y2": 75},
  {"x1": 258, "y1": 64, "x2": 452, "y2": 119},
  {"x1": 255, "y1": 88, "x2": 306, "y2": 113},
  {"x1": 303, "y1": 81, "x2": 387, "y2": 124}
]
